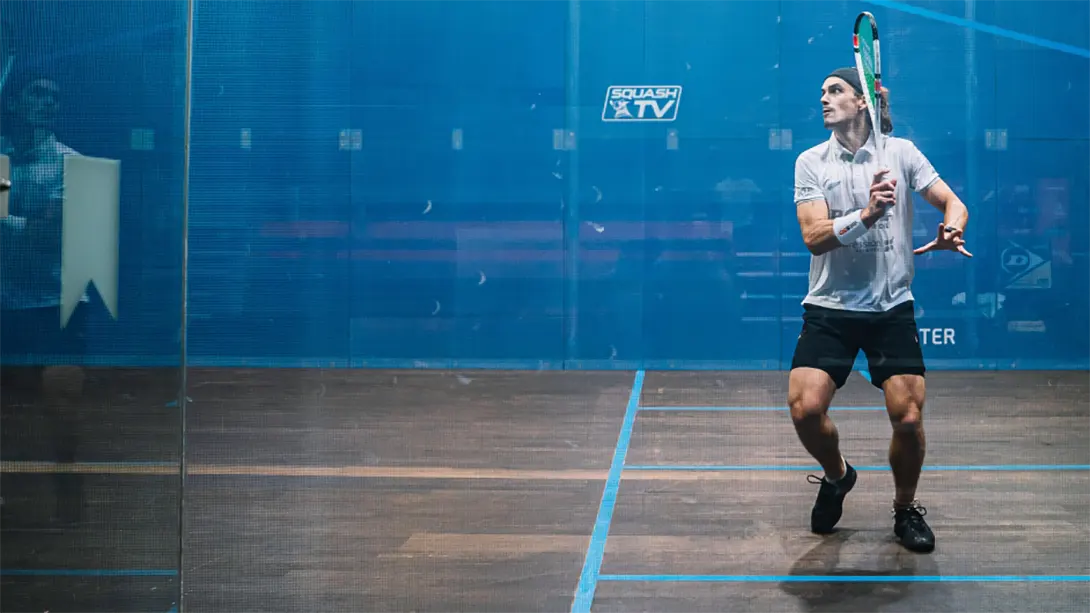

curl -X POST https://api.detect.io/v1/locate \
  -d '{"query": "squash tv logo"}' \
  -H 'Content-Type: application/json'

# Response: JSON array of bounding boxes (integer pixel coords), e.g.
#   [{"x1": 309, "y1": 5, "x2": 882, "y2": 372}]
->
[{"x1": 602, "y1": 86, "x2": 682, "y2": 122}]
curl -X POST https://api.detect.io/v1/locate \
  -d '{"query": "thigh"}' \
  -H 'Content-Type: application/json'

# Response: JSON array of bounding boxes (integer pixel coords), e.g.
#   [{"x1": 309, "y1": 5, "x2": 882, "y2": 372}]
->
[
  {"x1": 861, "y1": 301, "x2": 926, "y2": 390},
  {"x1": 787, "y1": 366, "x2": 838, "y2": 419},
  {"x1": 791, "y1": 306, "x2": 861, "y2": 389},
  {"x1": 883, "y1": 373, "x2": 926, "y2": 424}
]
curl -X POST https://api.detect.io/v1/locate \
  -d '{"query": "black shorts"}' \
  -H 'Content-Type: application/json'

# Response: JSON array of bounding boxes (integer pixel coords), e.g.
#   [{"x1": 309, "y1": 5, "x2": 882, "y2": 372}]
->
[{"x1": 790, "y1": 301, "x2": 926, "y2": 390}]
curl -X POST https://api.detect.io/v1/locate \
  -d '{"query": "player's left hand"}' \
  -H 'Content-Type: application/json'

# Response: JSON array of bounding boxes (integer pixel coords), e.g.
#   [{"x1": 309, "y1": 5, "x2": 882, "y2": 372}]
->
[{"x1": 914, "y1": 223, "x2": 972, "y2": 257}]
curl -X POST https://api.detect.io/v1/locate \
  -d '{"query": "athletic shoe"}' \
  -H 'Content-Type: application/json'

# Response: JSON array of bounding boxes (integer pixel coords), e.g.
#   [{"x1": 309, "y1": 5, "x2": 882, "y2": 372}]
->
[
  {"x1": 806, "y1": 462, "x2": 857, "y2": 533},
  {"x1": 893, "y1": 500, "x2": 935, "y2": 552}
]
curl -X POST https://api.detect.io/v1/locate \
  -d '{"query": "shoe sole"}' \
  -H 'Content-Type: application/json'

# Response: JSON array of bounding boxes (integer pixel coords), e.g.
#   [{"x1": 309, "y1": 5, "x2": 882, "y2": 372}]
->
[{"x1": 896, "y1": 534, "x2": 936, "y2": 553}]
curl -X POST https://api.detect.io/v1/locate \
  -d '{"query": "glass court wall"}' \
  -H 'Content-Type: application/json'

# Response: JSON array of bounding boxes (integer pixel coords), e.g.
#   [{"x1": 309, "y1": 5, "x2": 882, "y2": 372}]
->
[
  {"x1": 1, "y1": 0, "x2": 1086, "y2": 610},
  {"x1": 184, "y1": 0, "x2": 1088, "y2": 371},
  {"x1": 0, "y1": 1, "x2": 189, "y2": 611}
]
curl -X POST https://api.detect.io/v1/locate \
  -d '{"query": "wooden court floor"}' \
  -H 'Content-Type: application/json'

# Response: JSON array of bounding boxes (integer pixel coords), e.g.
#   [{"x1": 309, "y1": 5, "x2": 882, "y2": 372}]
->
[{"x1": 1, "y1": 367, "x2": 1088, "y2": 611}]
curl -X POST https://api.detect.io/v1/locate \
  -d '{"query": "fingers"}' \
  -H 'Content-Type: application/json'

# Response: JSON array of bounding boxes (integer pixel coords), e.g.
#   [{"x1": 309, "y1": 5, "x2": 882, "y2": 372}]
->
[
  {"x1": 917, "y1": 223, "x2": 973, "y2": 257},
  {"x1": 870, "y1": 171, "x2": 897, "y2": 209},
  {"x1": 940, "y1": 223, "x2": 970, "y2": 254},
  {"x1": 870, "y1": 181, "x2": 896, "y2": 208},
  {"x1": 954, "y1": 235, "x2": 972, "y2": 257},
  {"x1": 872, "y1": 180, "x2": 896, "y2": 192}
]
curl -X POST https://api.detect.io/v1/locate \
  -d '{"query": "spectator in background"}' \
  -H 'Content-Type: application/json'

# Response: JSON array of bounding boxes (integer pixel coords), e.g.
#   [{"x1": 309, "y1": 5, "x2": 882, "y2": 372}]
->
[{"x1": 1, "y1": 69, "x2": 87, "y2": 525}]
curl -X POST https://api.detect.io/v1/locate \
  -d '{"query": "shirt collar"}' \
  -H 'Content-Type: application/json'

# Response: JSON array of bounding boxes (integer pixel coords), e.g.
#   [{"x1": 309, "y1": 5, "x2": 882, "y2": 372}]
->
[{"x1": 828, "y1": 130, "x2": 881, "y2": 162}]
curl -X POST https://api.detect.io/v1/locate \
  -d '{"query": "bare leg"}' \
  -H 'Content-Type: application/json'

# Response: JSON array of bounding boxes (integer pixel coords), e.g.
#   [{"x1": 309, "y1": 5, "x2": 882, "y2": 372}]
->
[
  {"x1": 788, "y1": 367, "x2": 844, "y2": 480},
  {"x1": 882, "y1": 374, "x2": 926, "y2": 506}
]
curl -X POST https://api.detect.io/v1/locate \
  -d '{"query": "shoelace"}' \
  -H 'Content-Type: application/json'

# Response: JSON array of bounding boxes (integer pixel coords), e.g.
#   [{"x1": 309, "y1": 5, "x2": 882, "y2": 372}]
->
[
  {"x1": 893, "y1": 500, "x2": 928, "y2": 524},
  {"x1": 806, "y1": 474, "x2": 846, "y2": 497},
  {"x1": 806, "y1": 473, "x2": 844, "y2": 487}
]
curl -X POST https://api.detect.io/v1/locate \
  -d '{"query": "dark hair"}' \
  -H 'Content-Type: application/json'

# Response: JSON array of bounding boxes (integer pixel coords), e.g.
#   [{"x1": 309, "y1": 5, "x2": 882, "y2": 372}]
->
[
  {"x1": 828, "y1": 67, "x2": 889, "y2": 133},
  {"x1": 0, "y1": 69, "x2": 54, "y2": 136},
  {"x1": 1, "y1": 69, "x2": 52, "y2": 109},
  {"x1": 873, "y1": 88, "x2": 893, "y2": 134},
  {"x1": 826, "y1": 68, "x2": 893, "y2": 134}
]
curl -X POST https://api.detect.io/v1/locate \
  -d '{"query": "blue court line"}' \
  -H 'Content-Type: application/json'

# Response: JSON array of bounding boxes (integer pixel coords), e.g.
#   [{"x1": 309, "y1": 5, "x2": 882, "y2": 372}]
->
[
  {"x1": 571, "y1": 370, "x2": 645, "y2": 613},
  {"x1": 866, "y1": 0, "x2": 1090, "y2": 59},
  {"x1": 638, "y1": 406, "x2": 885, "y2": 412},
  {"x1": 0, "y1": 569, "x2": 178, "y2": 577},
  {"x1": 625, "y1": 464, "x2": 1090, "y2": 472},
  {"x1": 599, "y1": 574, "x2": 1090, "y2": 583}
]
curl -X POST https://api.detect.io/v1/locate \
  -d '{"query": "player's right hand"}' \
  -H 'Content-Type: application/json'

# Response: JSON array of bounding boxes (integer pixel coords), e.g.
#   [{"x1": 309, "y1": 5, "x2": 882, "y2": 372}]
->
[{"x1": 869, "y1": 169, "x2": 897, "y2": 210}]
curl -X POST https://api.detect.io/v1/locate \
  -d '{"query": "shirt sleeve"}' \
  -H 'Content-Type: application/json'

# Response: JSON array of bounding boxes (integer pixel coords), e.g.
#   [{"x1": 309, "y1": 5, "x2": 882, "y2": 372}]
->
[
  {"x1": 793, "y1": 154, "x2": 823, "y2": 205},
  {"x1": 903, "y1": 141, "x2": 940, "y2": 193}
]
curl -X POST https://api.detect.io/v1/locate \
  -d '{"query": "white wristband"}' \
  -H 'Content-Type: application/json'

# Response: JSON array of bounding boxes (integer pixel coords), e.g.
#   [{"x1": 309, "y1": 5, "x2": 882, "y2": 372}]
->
[{"x1": 833, "y1": 209, "x2": 868, "y2": 245}]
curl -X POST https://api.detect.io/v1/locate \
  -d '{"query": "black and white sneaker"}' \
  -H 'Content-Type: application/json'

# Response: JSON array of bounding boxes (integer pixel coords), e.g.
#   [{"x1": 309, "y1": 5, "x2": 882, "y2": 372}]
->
[
  {"x1": 806, "y1": 462, "x2": 857, "y2": 534},
  {"x1": 893, "y1": 500, "x2": 935, "y2": 553}
]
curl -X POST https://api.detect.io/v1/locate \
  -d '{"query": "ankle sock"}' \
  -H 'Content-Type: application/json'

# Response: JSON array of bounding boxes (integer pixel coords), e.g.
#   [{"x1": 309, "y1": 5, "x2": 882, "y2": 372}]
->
[{"x1": 826, "y1": 457, "x2": 848, "y2": 482}]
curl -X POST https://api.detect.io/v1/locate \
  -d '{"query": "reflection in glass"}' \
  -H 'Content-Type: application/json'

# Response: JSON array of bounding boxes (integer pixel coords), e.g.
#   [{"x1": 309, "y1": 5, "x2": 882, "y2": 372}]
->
[{"x1": 0, "y1": 1, "x2": 186, "y2": 611}]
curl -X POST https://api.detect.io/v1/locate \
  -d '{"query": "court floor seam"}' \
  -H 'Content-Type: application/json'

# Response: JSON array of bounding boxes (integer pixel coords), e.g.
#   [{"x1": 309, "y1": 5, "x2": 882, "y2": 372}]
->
[
  {"x1": 3, "y1": 461, "x2": 1087, "y2": 477},
  {"x1": 598, "y1": 574, "x2": 1090, "y2": 583}
]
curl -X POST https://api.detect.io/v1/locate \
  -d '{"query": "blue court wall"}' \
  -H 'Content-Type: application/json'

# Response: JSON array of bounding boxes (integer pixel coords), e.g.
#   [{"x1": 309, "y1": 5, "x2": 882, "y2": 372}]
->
[
  {"x1": 0, "y1": 0, "x2": 189, "y2": 367},
  {"x1": 14, "y1": 0, "x2": 1081, "y2": 366},
  {"x1": 4, "y1": 1, "x2": 1088, "y2": 370}
]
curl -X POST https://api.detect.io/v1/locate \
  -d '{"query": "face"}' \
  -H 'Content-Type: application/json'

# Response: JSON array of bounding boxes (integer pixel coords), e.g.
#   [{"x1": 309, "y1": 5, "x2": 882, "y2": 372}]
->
[
  {"x1": 820, "y1": 77, "x2": 865, "y2": 129},
  {"x1": 14, "y1": 78, "x2": 59, "y2": 127}
]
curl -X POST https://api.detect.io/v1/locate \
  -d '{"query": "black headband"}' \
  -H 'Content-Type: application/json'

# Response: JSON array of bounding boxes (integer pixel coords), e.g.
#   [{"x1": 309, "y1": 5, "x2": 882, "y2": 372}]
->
[{"x1": 827, "y1": 67, "x2": 863, "y2": 94}]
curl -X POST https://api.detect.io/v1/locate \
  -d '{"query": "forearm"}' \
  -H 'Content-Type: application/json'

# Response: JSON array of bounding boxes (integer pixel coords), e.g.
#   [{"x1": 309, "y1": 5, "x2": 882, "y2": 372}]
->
[
  {"x1": 803, "y1": 219, "x2": 844, "y2": 256},
  {"x1": 803, "y1": 206, "x2": 885, "y2": 256},
  {"x1": 943, "y1": 198, "x2": 969, "y2": 231}
]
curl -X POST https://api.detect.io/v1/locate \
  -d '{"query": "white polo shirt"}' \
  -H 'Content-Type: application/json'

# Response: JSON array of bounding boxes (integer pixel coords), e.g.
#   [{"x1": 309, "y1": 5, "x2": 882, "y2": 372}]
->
[
  {"x1": 1, "y1": 134, "x2": 81, "y2": 310},
  {"x1": 793, "y1": 132, "x2": 940, "y2": 313}
]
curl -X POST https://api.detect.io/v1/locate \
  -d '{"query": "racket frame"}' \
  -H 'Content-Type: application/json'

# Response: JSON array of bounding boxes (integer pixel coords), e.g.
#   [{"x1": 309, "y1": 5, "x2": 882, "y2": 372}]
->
[{"x1": 853, "y1": 11, "x2": 884, "y2": 164}]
